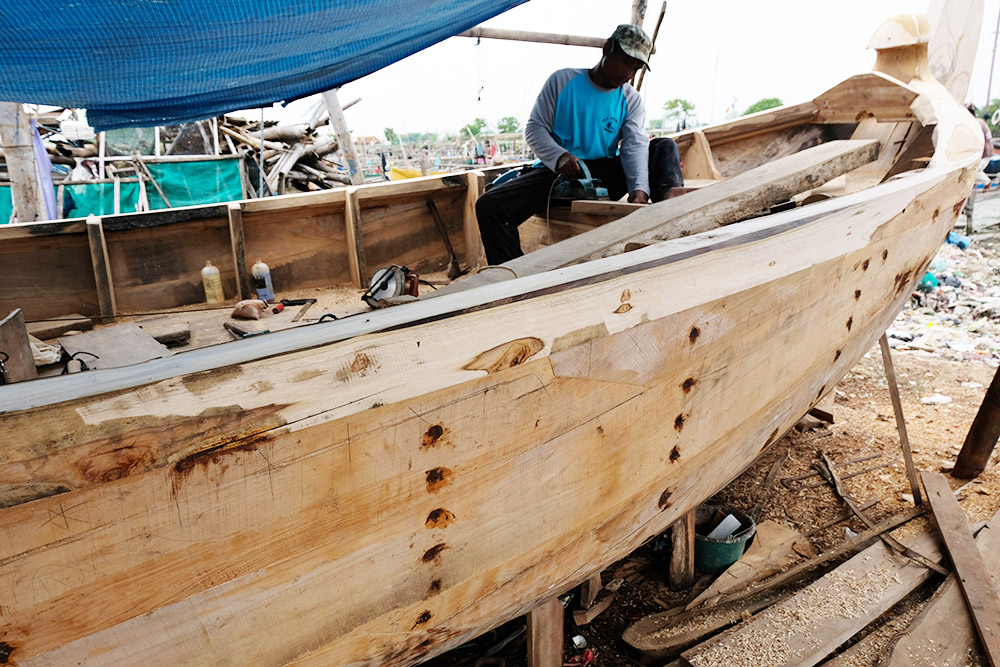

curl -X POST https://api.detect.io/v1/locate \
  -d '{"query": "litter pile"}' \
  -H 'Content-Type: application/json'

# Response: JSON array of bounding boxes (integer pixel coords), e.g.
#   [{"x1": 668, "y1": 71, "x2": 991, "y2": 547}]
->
[{"x1": 887, "y1": 229, "x2": 1000, "y2": 367}]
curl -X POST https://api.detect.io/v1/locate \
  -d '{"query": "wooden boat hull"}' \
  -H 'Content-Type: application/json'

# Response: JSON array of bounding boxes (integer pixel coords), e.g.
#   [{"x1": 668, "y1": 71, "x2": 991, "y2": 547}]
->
[{"x1": 0, "y1": 161, "x2": 974, "y2": 665}]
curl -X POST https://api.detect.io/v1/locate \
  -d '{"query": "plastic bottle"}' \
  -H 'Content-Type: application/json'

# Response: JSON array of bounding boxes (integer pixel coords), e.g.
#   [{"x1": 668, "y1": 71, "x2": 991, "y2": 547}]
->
[
  {"x1": 252, "y1": 258, "x2": 274, "y2": 301},
  {"x1": 201, "y1": 261, "x2": 224, "y2": 303}
]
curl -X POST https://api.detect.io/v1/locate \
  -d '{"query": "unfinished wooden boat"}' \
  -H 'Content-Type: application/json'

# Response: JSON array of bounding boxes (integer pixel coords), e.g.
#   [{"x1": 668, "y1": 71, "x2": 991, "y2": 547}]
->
[{"x1": 0, "y1": 10, "x2": 987, "y2": 666}]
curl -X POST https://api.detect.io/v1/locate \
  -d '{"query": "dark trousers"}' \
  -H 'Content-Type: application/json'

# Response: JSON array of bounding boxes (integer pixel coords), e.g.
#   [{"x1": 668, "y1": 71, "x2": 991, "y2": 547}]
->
[{"x1": 475, "y1": 137, "x2": 683, "y2": 265}]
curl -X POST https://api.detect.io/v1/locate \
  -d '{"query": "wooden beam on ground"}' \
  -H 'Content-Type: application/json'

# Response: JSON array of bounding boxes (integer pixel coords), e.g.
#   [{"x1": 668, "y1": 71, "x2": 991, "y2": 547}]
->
[
  {"x1": 880, "y1": 333, "x2": 923, "y2": 504},
  {"x1": 434, "y1": 139, "x2": 880, "y2": 297},
  {"x1": 808, "y1": 388, "x2": 836, "y2": 423},
  {"x1": 464, "y1": 170, "x2": 486, "y2": 270},
  {"x1": 922, "y1": 472, "x2": 1000, "y2": 665},
  {"x1": 322, "y1": 88, "x2": 364, "y2": 186},
  {"x1": 681, "y1": 525, "x2": 944, "y2": 667},
  {"x1": 344, "y1": 187, "x2": 368, "y2": 288},
  {"x1": 527, "y1": 596, "x2": 564, "y2": 667},
  {"x1": 881, "y1": 503, "x2": 1000, "y2": 666},
  {"x1": 86, "y1": 215, "x2": 117, "y2": 320},
  {"x1": 457, "y1": 27, "x2": 605, "y2": 48},
  {"x1": 669, "y1": 511, "x2": 696, "y2": 591},
  {"x1": 954, "y1": 363, "x2": 1000, "y2": 478},
  {"x1": 227, "y1": 203, "x2": 251, "y2": 300},
  {"x1": 0, "y1": 309, "x2": 38, "y2": 383}
]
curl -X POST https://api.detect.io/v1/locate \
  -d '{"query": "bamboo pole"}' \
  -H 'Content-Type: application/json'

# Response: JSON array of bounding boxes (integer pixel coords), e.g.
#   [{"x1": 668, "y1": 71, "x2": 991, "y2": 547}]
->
[
  {"x1": 635, "y1": 1, "x2": 666, "y2": 92},
  {"x1": 457, "y1": 27, "x2": 604, "y2": 48}
]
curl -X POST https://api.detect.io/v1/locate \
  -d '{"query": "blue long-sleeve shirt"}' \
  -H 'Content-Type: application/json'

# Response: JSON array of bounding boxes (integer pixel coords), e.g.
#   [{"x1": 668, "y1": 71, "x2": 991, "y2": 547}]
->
[{"x1": 524, "y1": 68, "x2": 649, "y2": 195}]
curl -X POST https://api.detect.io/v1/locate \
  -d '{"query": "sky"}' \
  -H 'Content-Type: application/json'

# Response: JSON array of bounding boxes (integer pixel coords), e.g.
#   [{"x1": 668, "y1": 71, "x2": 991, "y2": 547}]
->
[{"x1": 258, "y1": 0, "x2": 1000, "y2": 140}]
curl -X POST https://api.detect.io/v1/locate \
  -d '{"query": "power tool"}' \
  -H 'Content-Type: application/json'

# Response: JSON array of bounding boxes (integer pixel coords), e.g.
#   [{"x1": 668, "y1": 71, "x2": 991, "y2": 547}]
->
[{"x1": 551, "y1": 161, "x2": 609, "y2": 204}]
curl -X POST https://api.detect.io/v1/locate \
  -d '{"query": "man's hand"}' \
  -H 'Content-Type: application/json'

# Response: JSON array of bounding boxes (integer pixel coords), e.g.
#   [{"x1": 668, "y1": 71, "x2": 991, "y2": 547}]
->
[
  {"x1": 556, "y1": 152, "x2": 584, "y2": 179},
  {"x1": 628, "y1": 190, "x2": 650, "y2": 204}
]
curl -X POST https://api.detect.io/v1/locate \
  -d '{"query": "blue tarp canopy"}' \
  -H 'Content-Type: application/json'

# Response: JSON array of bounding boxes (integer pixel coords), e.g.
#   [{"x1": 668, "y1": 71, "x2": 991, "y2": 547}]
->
[{"x1": 0, "y1": 1, "x2": 527, "y2": 130}]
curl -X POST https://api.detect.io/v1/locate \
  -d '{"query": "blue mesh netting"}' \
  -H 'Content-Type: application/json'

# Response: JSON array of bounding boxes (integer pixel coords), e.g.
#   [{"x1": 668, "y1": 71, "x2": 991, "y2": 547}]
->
[{"x1": 0, "y1": 1, "x2": 527, "y2": 131}]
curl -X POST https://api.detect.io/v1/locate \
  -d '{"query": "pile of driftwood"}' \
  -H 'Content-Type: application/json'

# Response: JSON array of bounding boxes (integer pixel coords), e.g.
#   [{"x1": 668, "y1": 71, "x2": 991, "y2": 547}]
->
[
  {"x1": 618, "y1": 449, "x2": 1000, "y2": 667},
  {"x1": 219, "y1": 111, "x2": 349, "y2": 196},
  {"x1": 0, "y1": 108, "x2": 353, "y2": 198}
]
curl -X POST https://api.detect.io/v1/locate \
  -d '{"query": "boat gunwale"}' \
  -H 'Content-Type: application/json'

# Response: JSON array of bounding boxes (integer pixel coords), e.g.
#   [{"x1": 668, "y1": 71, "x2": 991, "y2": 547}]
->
[{"x1": 0, "y1": 162, "x2": 963, "y2": 415}]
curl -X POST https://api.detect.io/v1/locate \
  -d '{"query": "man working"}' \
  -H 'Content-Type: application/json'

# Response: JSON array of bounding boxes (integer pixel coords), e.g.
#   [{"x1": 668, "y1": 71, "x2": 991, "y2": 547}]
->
[{"x1": 475, "y1": 24, "x2": 684, "y2": 265}]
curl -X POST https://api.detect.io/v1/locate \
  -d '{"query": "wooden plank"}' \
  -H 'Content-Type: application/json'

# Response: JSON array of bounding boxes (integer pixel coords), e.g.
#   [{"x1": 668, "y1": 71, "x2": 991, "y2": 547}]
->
[
  {"x1": 813, "y1": 72, "x2": 922, "y2": 123},
  {"x1": 570, "y1": 200, "x2": 645, "y2": 217},
  {"x1": 0, "y1": 102, "x2": 45, "y2": 223},
  {"x1": 922, "y1": 472, "x2": 1000, "y2": 665},
  {"x1": 435, "y1": 139, "x2": 881, "y2": 296},
  {"x1": 463, "y1": 170, "x2": 486, "y2": 270},
  {"x1": 682, "y1": 130, "x2": 723, "y2": 180},
  {"x1": 228, "y1": 203, "x2": 251, "y2": 300},
  {"x1": 344, "y1": 187, "x2": 367, "y2": 288},
  {"x1": 880, "y1": 334, "x2": 922, "y2": 504},
  {"x1": 58, "y1": 324, "x2": 171, "y2": 370},
  {"x1": 881, "y1": 504, "x2": 1000, "y2": 667},
  {"x1": 0, "y1": 309, "x2": 38, "y2": 383},
  {"x1": 571, "y1": 589, "x2": 614, "y2": 625},
  {"x1": 675, "y1": 101, "x2": 819, "y2": 148},
  {"x1": 322, "y1": 89, "x2": 365, "y2": 186},
  {"x1": 808, "y1": 389, "x2": 836, "y2": 423},
  {"x1": 86, "y1": 215, "x2": 117, "y2": 319},
  {"x1": 685, "y1": 520, "x2": 799, "y2": 608},
  {"x1": 681, "y1": 527, "x2": 943, "y2": 667},
  {"x1": 528, "y1": 597, "x2": 564, "y2": 667},
  {"x1": 669, "y1": 511, "x2": 696, "y2": 591},
  {"x1": 579, "y1": 572, "x2": 602, "y2": 609},
  {"x1": 25, "y1": 314, "x2": 93, "y2": 340}
]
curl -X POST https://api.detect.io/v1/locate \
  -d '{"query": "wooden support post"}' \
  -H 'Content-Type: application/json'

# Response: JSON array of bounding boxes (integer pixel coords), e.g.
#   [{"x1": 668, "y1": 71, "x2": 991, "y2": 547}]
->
[
  {"x1": 527, "y1": 597, "x2": 563, "y2": 667},
  {"x1": 86, "y1": 215, "x2": 117, "y2": 320},
  {"x1": 0, "y1": 309, "x2": 38, "y2": 383},
  {"x1": 879, "y1": 333, "x2": 923, "y2": 504},
  {"x1": 464, "y1": 170, "x2": 486, "y2": 270},
  {"x1": 0, "y1": 101, "x2": 45, "y2": 223},
  {"x1": 228, "y1": 203, "x2": 251, "y2": 300},
  {"x1": 322, "y1": 89, "x2": 365, "y2": 186},
  {"x1": 344, "y1": 187, "x2": 368, "y2": 288},
  {"x1": 923, "y1": 472, "x2": 1000, "y2": 665},
  {"x1": 669, "y1": 511, "x2": 696, "y2": 591},
  {"x1": 579, "y1": 572, "x2": 603, "y2": 609},
  {"x1": 954, "y1": 363, "x2": 1000, "y2": 478},
  {"x1": 630, "y1": 0, "x2": 647, "y2": 27}
]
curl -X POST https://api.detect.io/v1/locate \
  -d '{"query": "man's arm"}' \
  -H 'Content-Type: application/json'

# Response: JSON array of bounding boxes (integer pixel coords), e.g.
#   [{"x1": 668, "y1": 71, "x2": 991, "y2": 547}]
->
[
  {"x1": 619, "y1": 86, "x2": 650, "y2": 201},
  {"x1": 525, "y1": 70, "x2": 579, "y2": 174}
]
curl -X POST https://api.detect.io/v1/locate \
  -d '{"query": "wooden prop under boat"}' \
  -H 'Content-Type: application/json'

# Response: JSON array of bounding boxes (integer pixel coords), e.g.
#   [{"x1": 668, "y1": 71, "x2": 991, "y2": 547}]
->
[{"x1": 0, "y1": 11, "x2": 987, "y2": 666}]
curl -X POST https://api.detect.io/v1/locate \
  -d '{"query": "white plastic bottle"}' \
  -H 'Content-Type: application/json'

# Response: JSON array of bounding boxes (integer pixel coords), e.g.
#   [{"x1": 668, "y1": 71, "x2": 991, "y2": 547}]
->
[
  {"x1": 252, "y1": 258, "x2": 274, "y2": 301},
  {"x1": 201, "y1": 261, "x2": 224, "y2": 303}
]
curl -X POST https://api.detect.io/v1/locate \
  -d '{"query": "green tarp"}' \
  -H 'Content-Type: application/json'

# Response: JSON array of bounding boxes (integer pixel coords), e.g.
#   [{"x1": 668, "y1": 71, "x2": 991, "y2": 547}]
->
[{"x1": 0, "y1": 157, "x2": 243, "y2": 222}]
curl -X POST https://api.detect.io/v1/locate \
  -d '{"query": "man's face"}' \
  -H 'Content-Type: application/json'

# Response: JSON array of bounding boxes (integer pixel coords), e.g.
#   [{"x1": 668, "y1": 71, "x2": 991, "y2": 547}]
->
[{"x1": 602, "y1": 42, "x2": 644, "y2": 89}]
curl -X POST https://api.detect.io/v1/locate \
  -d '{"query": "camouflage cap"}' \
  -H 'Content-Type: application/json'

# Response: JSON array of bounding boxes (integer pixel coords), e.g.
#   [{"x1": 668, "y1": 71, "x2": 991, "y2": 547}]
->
[{"x1": 611, "y1": 24, "x2": 653, "y2": 70}]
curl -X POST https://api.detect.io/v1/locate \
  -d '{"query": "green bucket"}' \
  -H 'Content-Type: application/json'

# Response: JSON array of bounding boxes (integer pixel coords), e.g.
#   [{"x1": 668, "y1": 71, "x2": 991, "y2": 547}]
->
[{"x1": 694, "y1": 505, "x2": 756, "y2": 574}]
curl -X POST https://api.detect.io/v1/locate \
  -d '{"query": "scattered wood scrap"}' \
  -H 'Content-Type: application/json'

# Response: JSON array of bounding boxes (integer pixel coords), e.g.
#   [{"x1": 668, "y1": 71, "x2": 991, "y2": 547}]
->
[
  {"x1": 685, "y1": 520, "x2": 800, "y2": 610},
  {"x1": 680, "y1": 526, "x2": 943, "y2": 667},
  {"x1": 0, "y1": 309, "x2": 37, "y2": 382},
  {"x1": 922, "y1": 472, "x2": 1000, "y2": 665},
  {"x1": 25, "y1": 313, "x2": 93, "y2": 340},
  {"x1": 58, "y1": 323, "x2": 171, "y2": 370},
  {"x1": 137, "y1": 318, "x2": 192, "y2": 346},
  {"x1": 881, "y1": 501, "x2": 1000, "y2": 666}
]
